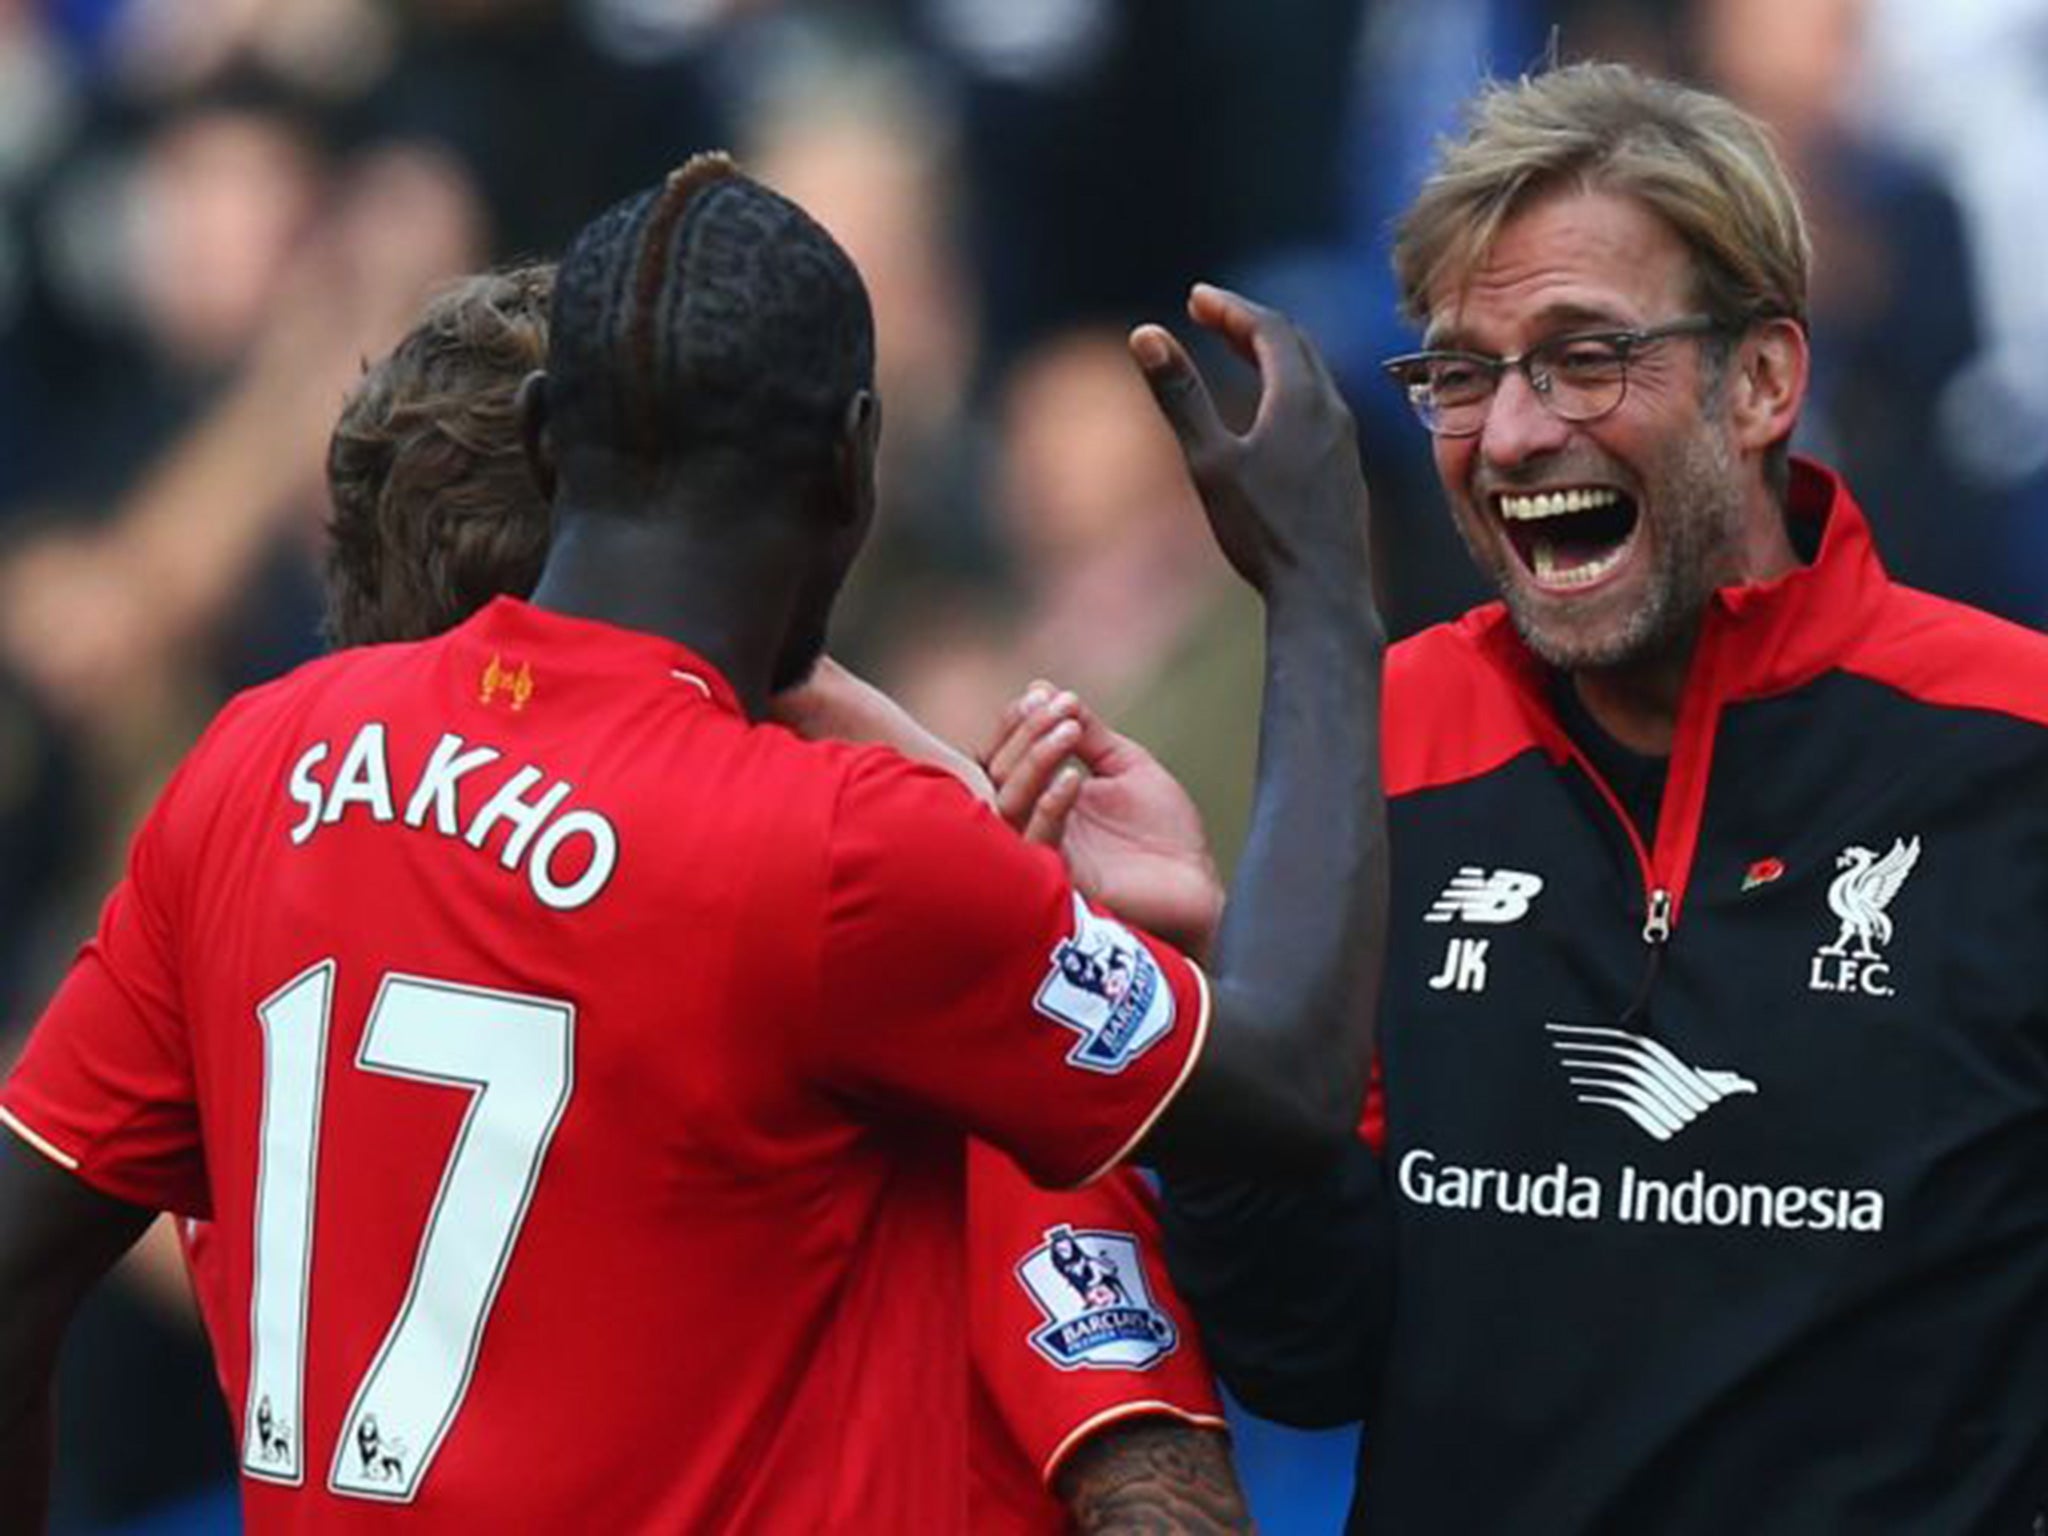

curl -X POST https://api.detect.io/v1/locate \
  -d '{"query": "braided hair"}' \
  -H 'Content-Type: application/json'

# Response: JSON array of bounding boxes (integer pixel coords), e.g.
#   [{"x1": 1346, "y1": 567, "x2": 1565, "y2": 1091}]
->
[{"x1": 546, "y1": 152, "x2": 875, "y2": 500}]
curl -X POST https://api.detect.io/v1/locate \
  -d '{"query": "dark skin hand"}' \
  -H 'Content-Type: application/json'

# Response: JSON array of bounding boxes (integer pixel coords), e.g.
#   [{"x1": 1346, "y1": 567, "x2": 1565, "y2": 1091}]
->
[
  {"x1": 1123, "y1": 285, "x2": 1388, "y2": 1177},
  {"x1": 0, "y1": 1132, "x2": 155, "y2": 1531},
  {"x1": 1056, "y1": 1421, "x2": 1252, "y2": 1535}
]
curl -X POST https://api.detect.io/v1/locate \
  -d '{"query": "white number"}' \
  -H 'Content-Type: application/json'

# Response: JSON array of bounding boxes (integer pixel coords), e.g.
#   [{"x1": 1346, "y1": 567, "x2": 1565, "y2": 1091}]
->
[
  {"x1": 244, "y1": 962, "x2": 333, "y2": 1483},
  {"x1": 242, "y1": 962, "x2": 575, "y2": 1503}
]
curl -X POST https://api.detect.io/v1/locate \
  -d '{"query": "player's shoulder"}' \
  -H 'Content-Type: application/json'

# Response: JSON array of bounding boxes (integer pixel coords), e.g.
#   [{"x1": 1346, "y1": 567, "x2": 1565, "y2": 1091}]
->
[
  {"x1": 185, "y1": 641, "x2": 439, "y2": 764},
  {"x1": 811, "y1": 734, "x2": 996, "y2": 821},
  {"x1": 109, "y1": 645, "x2": 430, "y2": 876},
  {"x1": 704, "y1": 729, "x2": 1012, "y2": 899},
  {"x1": 814, "y1": 736, "x2": 1062, "y2": 911}
]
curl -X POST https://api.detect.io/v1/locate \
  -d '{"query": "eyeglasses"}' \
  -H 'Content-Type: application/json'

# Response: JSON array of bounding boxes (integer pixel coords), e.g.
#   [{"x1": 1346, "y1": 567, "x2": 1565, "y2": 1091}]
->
[{"x1": 1382, "y1": 316, "x2": 1726, "y2": 438}]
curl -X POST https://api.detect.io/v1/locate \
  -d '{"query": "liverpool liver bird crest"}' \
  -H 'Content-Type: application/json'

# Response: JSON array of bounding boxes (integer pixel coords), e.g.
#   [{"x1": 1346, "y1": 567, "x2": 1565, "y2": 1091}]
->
[{"x1": 1819, "y1": 836, "x2": 1921, "y2": 959}]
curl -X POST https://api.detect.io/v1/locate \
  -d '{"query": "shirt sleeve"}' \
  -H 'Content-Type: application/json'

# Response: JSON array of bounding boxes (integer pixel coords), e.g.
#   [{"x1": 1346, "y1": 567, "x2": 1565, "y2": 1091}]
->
[
  {"x1": 0, "y1": 774, "x2": 208, "y2": 1216},
  {"x1": 969, "y1": 1145, "x2": 1227, "y2": 1490},
  {"x1": 814, "y1": 753, "x2": 1210, "y2": 1189}
]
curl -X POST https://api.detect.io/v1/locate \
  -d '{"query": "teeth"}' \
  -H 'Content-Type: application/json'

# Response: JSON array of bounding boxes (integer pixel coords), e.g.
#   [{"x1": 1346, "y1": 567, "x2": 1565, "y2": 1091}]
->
[
  {"x1": 1532, "y1": 538, "x2": 1628, "y2": 588},
  {"x1": 1498, "y1": 487, "x2": 1622, "y2": 521}
]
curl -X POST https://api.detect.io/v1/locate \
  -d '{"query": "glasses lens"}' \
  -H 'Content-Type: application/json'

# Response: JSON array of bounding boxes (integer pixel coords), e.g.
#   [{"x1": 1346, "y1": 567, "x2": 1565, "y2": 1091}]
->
[
  {"x1": 1531, "y1": 335, "x2": 1628, "y2": 422},
  {"x1": 1398, "y1": 356, "x2": 1494, "y2": 435}
]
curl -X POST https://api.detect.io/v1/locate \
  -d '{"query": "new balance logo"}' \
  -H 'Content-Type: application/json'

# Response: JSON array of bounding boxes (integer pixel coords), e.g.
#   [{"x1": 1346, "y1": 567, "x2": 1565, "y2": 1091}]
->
[
  {"x1": 1546, "y1": 1023, "x2": 1758, "y2": 1142},
  {"x1": 1426, "y1": 867, "x2": 1544, "y2": 925}
]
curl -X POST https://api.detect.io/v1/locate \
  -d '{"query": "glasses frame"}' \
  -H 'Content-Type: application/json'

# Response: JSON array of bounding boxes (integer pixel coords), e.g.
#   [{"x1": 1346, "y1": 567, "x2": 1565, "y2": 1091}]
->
[{"x1": 1382, "y1": 315, "x2": 1727, "y2": 438}]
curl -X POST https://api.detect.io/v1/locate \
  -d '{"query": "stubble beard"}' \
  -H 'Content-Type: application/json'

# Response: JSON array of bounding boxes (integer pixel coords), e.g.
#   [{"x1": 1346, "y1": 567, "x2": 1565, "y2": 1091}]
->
[{"x1": 1475, "y1": 423, "x2": 1746, "y2": 678}]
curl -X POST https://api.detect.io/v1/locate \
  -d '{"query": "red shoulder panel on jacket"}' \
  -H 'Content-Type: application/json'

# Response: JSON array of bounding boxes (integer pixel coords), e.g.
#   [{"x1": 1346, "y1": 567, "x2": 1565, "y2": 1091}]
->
[
  {"x1": 1385, "y1": 607, "x2": 1560, "y2": 798},
  {"x1": 1842, "y1": 585, "x2": 2048, "y2": 728}
]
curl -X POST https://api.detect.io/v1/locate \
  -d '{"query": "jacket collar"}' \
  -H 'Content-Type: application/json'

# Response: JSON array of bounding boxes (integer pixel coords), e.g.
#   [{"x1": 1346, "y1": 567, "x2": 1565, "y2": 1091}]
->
[{"x1": 1463, "y1": 455, "x2": 1891, "y2": 715}]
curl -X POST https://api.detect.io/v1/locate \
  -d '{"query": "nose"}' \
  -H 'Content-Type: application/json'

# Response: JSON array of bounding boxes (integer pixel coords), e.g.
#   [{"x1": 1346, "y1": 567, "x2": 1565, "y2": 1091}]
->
[{"x1": 1478, "y1": 365, "x2": 1571, "y2": 471}]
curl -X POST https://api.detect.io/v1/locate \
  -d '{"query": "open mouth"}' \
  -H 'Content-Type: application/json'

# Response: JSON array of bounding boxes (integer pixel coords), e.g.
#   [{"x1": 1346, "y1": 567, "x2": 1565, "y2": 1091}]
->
[{"x1": 1495, "y1": 486, "x2": 1640, "y2": 590}]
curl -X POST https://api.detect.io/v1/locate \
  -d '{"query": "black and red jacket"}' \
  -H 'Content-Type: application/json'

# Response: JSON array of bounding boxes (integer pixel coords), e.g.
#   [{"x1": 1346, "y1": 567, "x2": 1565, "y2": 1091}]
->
[{"x1": 1166, "y1": 459, "x2": 2048, "y2": 1532}]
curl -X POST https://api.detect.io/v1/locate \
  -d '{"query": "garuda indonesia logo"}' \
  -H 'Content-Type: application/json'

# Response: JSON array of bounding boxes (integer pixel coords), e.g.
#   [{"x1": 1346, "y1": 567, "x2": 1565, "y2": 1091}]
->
[
  {"x1": 1034, "y1": 895, "x2": 1175, "y2": 1073},
  {"x1": 1017, "y1": 1224, "x2": 1178, "y2": 1371},
  {"x1": 1546, "y1": 1023, "x2": 1757, "y2": 1141}
]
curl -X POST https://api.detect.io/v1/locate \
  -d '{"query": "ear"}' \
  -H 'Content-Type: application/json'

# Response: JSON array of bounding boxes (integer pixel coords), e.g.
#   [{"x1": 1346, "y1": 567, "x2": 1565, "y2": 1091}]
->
[
  {"x1": 832, "y1": 388, "x2": 881, "y2": 530},
  {"x1": 1727, "y1": 317, "x2": 1808, "y2": 462},
  {"x1": 515, "y1": 370, "x2": 557, "y2": 502}
]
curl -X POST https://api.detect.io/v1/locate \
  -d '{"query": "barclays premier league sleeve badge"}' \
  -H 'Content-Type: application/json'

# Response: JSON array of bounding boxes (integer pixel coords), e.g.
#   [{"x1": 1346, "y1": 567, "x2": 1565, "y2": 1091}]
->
[
  {"x1": 1033, "y1": 894, "x2": 1177, "y2": 1074},
  {"x1": 1016, "y1": 1224, "x2": 1178, "y2": 1371}
]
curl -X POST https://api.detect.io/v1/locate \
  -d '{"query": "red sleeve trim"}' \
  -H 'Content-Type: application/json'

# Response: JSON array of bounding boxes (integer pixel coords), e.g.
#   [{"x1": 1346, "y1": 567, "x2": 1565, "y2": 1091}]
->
[{"x1": 1038, "y1": 1401, "x2": 1232, "y2": 1488}]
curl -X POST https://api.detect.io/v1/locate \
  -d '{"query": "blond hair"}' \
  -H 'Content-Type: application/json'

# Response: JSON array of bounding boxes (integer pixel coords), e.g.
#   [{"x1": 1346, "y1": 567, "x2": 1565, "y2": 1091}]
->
[{"x1": 1393, "y1": 62, "x2": 1810, "y2": 332}]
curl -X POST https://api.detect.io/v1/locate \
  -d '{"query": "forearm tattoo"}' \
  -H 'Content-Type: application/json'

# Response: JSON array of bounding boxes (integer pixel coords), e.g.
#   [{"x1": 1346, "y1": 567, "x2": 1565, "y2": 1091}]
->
[{"x1": 1056, "y1": 1421, "x2": 1253, "y2": 1535}]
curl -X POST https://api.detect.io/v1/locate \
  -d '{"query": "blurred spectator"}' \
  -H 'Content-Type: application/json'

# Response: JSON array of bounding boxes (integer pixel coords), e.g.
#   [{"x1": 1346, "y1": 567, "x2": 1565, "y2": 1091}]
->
[
  {"x1": 887, "y1": 324, "x2": 1262, "y2": 873},
  {"x1": 1859, "y1": 0, "x2": 2048, "y2": 617},
  {"x1": 741, "y1": 41, "x2": 991, "y2": 627},
  {"x1": 0, "y1": 664, "x2": 81, "y2": 1029},
  {"x1": 1, "y1": 136, "x2": 485, "y2": 758},
  {"x1": 1688, "y1": 0, "x2": 2010, "y2": 615},
  {"x1": 5, "y1": 90, "x2": 327, "y2": 518},
  {"x1": 1, "y1": 89, "x2": 352, "y2": 1006},
  {"x1": 349, "y1": 0, "x2": 727, "y2": 259},
  {"x1": 128, "y1": 97, "x2": 325, "y2": 369},
  {"x1": 933, "y1": 0, "x2": 1365, "y2": 370},
  {"x1": 1331, "y1": 0, "x2": 1543, "y2": 636}
]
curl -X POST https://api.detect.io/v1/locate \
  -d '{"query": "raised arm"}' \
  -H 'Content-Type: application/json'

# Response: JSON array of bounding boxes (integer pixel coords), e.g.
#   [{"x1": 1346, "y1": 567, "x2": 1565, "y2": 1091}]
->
[
  {"x1": 1123, "y1": 287, "x2": 1386, "y2": 1176},
  {"x1": 0, "y1": 1131, "x2": 154, "y2": 1524}
]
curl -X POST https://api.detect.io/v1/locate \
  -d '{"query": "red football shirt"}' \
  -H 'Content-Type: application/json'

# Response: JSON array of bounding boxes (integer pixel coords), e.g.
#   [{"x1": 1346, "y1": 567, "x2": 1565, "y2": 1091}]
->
[
  {"x1": 968, "y1": 1150, "x2": 1227, "y2": 1533},
  {"x1": 172, "y1": 1158, "x2": 1231, "y2": 1534},
  {"x1": 0, "y1": 599, "x2": 1209, "y2": 1532}
]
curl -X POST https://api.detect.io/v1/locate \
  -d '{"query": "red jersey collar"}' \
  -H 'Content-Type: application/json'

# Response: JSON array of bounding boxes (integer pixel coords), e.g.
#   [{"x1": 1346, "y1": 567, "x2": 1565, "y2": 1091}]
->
[
  {"x1": 458, "y1": 596, "x2": 746, "y2": 716},
  {"x1": 1464, "y1": 455, "x2": 1890, "y2": 708}
]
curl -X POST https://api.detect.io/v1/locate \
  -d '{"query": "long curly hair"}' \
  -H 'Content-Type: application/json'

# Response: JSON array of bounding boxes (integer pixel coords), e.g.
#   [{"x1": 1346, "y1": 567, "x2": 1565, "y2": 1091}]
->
[{"x1": 323, "y1": 263, "x2": 554, "y2": 648}]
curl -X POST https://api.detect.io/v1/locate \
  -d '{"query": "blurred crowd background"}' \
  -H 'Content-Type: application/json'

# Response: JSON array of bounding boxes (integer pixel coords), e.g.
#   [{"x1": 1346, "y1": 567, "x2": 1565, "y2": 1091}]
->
[{"x1": 3, "y1": 0, "x2": 2046, "y2": 1528}]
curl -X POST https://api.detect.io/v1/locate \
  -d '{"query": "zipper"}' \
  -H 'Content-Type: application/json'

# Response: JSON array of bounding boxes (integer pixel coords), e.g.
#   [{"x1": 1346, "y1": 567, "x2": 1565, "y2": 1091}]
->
[
  {"x1": 1526, "y1": 603, "x2": 1731, "y2": 1028},
  {"x1": 1642, "y1": 888, "x2": 1673, "y2": 945},
  {"x1": 1553, "y1": 734, "x2": 1674, "y2": 1024},
  {"x1": 1620, "y1": 886, "x2": 1672, "y2": 1025},
  {"x1": 1617, "y1": 887, "x2": 1667, "y2": 1026}
]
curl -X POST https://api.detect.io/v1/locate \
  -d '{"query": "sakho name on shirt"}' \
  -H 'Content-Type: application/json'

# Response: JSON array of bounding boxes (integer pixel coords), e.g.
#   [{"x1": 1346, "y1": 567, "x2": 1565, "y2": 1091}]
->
[{"x1": 285, "y1": 720, "x2": 619, "y2": 912}]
